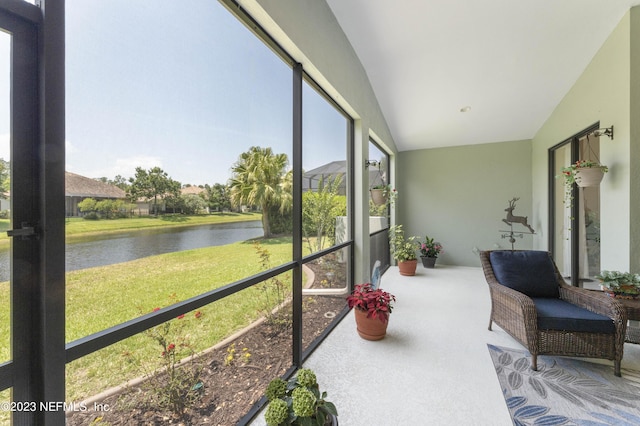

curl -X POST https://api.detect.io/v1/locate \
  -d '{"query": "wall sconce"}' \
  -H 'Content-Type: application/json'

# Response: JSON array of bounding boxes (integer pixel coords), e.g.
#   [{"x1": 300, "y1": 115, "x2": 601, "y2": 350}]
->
[
  {"x1": 365, "y1": 159, "x2": 379, "y2": 168},
  {"x1": 590, "y1": 125, "x2": 614, "y2": 140}
]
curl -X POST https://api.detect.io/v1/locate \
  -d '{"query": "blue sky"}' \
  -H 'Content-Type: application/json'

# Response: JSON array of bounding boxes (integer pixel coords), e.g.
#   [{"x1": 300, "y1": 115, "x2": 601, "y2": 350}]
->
[
  {"x1": 0, "y1": 0, "x2": 348, "y2": 186},
  {"x1": 0, "y1": 31, "x2": 8, "y2": 160}
]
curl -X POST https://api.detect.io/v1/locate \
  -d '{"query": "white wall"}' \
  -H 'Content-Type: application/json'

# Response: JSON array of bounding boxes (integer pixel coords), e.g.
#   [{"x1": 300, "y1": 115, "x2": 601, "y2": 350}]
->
[
  {"x1": 397, "y1": 140, "x2": 533, "y2": 267},
  {"x1": 630, "y1": 8, "x2": 640, "y2": 272},
  {"x1": 531, "y1": 9, "x2": 635, "y2": 271}
]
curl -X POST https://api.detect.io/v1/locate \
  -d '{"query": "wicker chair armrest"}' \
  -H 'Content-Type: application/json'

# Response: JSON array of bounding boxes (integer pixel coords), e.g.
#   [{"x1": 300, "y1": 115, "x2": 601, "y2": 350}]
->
[
  {"x1": 486, "y1": 280, "x2": 538, "y2": 350},
  {"x1": 559, "y1": 284, "x2": 627, "y2": 324},
  {"x1": 488, "y1": 281, "x2": 538, "y2": 321}
]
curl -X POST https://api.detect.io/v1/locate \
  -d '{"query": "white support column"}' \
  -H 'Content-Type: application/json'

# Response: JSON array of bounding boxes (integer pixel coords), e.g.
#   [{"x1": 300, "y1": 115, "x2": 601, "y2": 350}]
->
[{"x1": 354, "y1": 119, "x2": 371, "y2": 284}]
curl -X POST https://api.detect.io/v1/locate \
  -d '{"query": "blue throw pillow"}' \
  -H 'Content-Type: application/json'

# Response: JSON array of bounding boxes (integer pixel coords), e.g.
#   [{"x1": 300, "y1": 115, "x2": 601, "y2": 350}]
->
[{"x1": 489, "y1": 251, "x2": 559, "y2": 298}]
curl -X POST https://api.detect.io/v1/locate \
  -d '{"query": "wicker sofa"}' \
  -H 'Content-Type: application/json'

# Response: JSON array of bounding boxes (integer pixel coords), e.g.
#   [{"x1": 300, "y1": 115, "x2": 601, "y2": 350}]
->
[{"x1": 480, "y1": 250, "x2": 627, "y2": 376}]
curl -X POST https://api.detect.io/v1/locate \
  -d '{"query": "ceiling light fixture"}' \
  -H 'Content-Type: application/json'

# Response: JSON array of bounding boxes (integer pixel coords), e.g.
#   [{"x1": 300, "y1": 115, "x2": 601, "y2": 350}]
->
[{"x1": 460, "y1": 106, "x2": 471, "y2": 113}]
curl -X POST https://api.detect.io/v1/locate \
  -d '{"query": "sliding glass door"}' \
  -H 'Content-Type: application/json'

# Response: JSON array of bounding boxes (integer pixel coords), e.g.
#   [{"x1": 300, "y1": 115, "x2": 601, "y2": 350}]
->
[{"x1": 549, "y1": 125, "x2": 602, "y2": 287}]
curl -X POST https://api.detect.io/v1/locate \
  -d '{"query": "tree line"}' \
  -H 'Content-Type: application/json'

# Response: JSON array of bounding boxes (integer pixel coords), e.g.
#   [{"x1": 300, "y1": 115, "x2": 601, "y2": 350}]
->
[
  {"x1": 94, "y1": 166, "x2": 232, "y2": 217},
  {"x1": 2, "y1": 147, "x2": 346, "y2": 247},
  {"x1": 94, "y1": 146, "x2": 293, "y2": 237},
  {"x1": 97, "y1": 147, "x2": 346, "y2": 247}
]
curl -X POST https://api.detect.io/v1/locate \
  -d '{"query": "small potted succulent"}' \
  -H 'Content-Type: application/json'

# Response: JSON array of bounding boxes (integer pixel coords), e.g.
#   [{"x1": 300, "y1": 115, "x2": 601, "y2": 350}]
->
[
  {"x1": 389, "y1": 224, "x2": 418, "y2": 276},
  {"x1": 346, "y1": 283, "x2": 396, "y2": 340},
  {"x1": 417, "y1": 235, "x2": 443, "y2": 268},
  {"x1": 264, "y1": 368, "x2": 338, "y2": 426},
  {"x1": 595, "y1": 270, "x2": 640, "y2": 299}
]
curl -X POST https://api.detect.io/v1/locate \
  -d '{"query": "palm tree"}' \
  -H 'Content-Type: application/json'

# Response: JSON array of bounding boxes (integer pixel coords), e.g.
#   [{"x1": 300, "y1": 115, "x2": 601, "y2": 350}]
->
[{"x1": 229, "y1": 146, "x2": 291, "y2": 237}]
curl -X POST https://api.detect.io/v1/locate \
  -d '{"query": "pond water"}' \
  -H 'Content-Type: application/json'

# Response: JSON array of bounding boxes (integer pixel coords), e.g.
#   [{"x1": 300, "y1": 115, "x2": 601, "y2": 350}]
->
[{"x1": 0, "y1": 220, "x2": 263, "y2": 282}]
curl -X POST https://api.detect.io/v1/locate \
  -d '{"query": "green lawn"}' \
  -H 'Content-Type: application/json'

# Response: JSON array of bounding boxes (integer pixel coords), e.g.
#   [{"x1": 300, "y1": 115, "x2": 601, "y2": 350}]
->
[
  {"x1": 0, "y1": 212, "x2": 304, "y2": 405},
  {"x1": 0, "y1": 219, "x2": 295, "y2": 403},
  {"x1": 62, "y1": 237, "x2": 293, "y2": 402},
  {"x1": 65, "y1": 238, "x2": 290, "y2": 341}
]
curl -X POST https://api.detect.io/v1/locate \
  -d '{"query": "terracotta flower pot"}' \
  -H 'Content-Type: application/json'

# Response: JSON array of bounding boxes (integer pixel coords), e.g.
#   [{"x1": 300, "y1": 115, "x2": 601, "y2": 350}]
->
[
  {"x1": 354, "y1": 308, "x2": 388, "y2": 340},
  {"x1": 398, "y1": 259, "x2": 417, "y2": 276}
]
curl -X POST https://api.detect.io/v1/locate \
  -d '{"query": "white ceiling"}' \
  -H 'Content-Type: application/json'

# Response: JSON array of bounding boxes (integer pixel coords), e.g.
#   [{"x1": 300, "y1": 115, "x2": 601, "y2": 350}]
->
[{"x1": 326, "y1": 0, "x2": 640, "y2": 152}]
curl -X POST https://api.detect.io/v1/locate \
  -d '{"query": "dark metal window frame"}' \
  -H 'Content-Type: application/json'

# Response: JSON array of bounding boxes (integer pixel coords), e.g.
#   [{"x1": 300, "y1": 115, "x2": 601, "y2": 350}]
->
[
  {"x1": 368, "y1": 139, "x2": 391, "y2": 273},
  {"x1": 548, "y1": 122, "x2": 599, "y2": 287},
  {"x1": 0, "y1": 1, "x2": 67, "y2": 425},
  {"x1": 1, "y1": 1, "x2": 356, "y2": 424},
  {"x1": 0, "y1": 0, "x2": 42, "y2": 396}
]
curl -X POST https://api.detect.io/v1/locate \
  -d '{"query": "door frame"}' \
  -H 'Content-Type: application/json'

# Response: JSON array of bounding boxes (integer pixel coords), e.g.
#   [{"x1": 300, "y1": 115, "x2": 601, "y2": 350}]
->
[
  {"x1": 0, "y1": 1, "x2": 66, "y2": 424},
  {"x1": 548, "y1": 123, "x2": 599, "y2": 287}
]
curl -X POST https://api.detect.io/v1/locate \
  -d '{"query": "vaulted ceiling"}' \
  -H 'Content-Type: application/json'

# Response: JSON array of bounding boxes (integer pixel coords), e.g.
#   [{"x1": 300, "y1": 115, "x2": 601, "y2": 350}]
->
[{"x1": 326, "y1": 0, "x2": 640, "y2": 151}]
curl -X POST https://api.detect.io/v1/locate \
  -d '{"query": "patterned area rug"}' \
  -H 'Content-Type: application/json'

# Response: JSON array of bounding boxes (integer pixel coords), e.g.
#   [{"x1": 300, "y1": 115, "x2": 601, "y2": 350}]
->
[{"x1": 488, "y1": 344, "x2": 640, "y2": 426}]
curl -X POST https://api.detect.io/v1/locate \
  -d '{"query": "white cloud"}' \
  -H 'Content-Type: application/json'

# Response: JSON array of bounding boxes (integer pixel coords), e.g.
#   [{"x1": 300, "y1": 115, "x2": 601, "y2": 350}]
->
[
  {"x1": 68, "y1": 155, "x2": 163, "y2": 180},
  {"x1": 66, "y1": 139, "x2": 77, "y2": 154},
  {"x1": 113, "y1": 156, "x2": 163, "y2": 177}
]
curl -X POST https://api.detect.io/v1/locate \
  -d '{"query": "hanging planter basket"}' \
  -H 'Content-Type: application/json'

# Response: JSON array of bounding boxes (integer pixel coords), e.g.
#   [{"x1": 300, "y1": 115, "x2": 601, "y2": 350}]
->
[
  {"x1": 575, "y1": 167, "x2": 606, "y2": 187},
  {"x1": 558, "y1": 161, "x2": 608, "y2": 208},
  {"x1": 370, "y1": 188, "x2": 388, "y2": 206}
]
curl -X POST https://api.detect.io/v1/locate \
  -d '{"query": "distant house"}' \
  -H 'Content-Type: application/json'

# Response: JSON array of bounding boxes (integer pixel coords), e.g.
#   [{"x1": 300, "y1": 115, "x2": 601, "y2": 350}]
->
[
  {"x1": 180, "y1": 186, "x2": 209, "y2": 213},
  {"x1": 303, "y1": 161, "x2": 348, "y2": 195},
  {"x1": 136, "y1": 186, "x2": 209, "y2": 215},
  {"x1": 0, "y1": 192, "x2": 9, "y2": 212},
  {"x1": 303, "y1": 160, "x2": 385, "y2": 195},
  {"x1": 181, "y1": 186, "x2": 206, "y2": 197},
  {"x1": 65, "y1": 171, "x2": 127, "y2": 217}
]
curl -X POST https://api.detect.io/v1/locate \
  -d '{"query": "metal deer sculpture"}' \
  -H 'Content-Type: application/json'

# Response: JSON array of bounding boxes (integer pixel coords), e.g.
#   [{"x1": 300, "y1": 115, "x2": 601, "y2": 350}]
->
[{"x1": 502, "y1": 197, "x2": 535, "y2": 233}]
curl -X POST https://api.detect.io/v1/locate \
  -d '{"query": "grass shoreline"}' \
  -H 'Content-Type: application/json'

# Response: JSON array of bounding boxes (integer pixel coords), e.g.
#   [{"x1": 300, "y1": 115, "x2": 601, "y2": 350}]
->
[
  {"x1": 0, "y1": 212, "x2": 263, "y2": 246},
  {"x1": 0, "y1": 212, "x2": 287, "y2": 404}
]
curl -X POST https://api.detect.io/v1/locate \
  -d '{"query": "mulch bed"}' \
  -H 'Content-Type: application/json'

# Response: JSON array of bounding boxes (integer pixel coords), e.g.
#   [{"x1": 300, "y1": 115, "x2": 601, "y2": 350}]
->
[{"x1": 66, "y1": 260, "x2": 348, "y2": 426}]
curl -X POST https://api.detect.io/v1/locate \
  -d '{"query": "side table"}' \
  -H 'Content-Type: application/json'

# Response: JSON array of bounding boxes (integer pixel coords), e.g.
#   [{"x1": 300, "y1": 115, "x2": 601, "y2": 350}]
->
[{"x1": 616, "y1": 297, "x2": 640, "y2": 344}]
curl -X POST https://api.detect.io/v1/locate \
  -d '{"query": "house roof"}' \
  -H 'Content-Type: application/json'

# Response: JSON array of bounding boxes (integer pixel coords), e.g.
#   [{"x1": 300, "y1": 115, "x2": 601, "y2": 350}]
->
[
  {"x1": 303, "y1": 160, "x2": 385, "y2": 192},
  {"x1": 181, "y1": 186, "x2": 205, "y2": 196},
  {"x1": 65, "y1": 171, "x2": 126, "y2": 199}
]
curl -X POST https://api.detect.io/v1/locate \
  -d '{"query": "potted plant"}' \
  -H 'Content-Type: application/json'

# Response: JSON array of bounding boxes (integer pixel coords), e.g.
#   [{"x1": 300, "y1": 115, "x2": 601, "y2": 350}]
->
[
  {"x1": 389, "y1": 224, "x2": 418, "y2": 276},
  {"x1": 417, "y1": 235, "x2": 443, "y2": 268},
  {"x1": 346, "y1": 283, "x2": 396, "y2": 340},
  {"x1": 264, "y1": 368, "x2": 338, "y2": 426},
  {"x1": 558, "y1": 160, "x2": 608, "y2": 206},
  {"x1": 370, "y1": 184, "x2": 397, "y2": 207},
  {"x1": 595, "y1": 270, "x2": 640, "y2": 299}
]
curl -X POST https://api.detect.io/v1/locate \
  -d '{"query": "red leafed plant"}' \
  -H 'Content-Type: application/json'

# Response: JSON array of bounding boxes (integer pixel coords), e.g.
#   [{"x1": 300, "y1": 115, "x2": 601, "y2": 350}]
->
[{"x1": 346, "y1": 283, "x2": 396, "y2": 323}]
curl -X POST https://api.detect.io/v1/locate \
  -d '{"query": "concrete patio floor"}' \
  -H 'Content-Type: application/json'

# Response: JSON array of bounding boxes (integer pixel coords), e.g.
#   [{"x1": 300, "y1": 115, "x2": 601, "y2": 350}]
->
[{"x1": 251, "y1": 264, "x2": 640, "y2": 425}]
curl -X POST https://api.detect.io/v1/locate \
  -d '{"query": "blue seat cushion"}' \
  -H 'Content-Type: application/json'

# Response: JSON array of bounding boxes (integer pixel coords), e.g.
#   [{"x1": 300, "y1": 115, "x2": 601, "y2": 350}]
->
[
  {"x1": 532, "y1": 298, "x2": 615, "y2": 334},
  {"x1": 489, "y1": 250, "x2": 559, "y2": 298}
]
